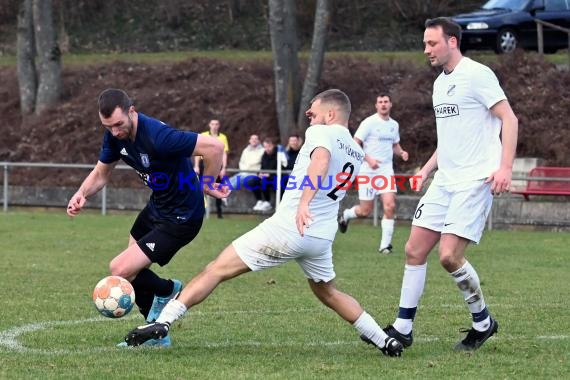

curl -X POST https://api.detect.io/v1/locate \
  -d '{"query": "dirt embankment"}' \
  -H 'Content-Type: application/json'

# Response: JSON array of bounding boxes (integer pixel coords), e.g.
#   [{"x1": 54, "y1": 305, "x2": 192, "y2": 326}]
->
[{"x1": 1, "y1": 52, "x2": 568, "y2": 187}]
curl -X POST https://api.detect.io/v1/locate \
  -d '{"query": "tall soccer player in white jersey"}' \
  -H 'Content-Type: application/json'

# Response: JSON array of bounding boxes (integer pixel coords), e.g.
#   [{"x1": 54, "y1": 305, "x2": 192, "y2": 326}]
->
[
  {"x1": 338, "y1": 94, "x2": 409, "y2": 254},
  {"x1": 124, "y1": 89, "x2": 404, "y2": 357},
  {"x1": 383, "y1": 17, "x2": 518, "y2": 351}
]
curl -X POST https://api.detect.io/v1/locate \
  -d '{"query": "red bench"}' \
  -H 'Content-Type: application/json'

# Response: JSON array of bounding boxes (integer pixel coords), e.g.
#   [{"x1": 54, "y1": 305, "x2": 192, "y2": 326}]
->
[{"x1": 511, "y1": 166, "x2": 570, "y2": 200}]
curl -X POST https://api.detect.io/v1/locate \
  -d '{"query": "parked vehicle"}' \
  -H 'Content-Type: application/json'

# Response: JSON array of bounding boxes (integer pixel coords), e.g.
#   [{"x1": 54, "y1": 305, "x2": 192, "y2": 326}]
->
[{"x1": 451, "y1": 0, "x2": 570, "y2": 54}]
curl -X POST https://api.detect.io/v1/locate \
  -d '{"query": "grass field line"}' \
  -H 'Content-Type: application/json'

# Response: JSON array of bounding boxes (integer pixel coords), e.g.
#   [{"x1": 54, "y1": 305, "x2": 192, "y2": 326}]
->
[
  {"x1": 0, "y1": 317, "x2": 109, "y2": 354},
  {"x1": 1, "y1": 312, "x2": 568, "y2": 355}
]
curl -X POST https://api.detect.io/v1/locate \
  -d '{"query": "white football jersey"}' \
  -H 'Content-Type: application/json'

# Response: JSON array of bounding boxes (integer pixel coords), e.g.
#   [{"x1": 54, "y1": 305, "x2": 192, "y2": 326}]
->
[
  {"x1": 354, "y1": 114, "x2": 400, "y2": 172},
  {"x1": 273, "y1": 124, "x2": 364, "y2": 240},
  {"x1": 432, "y1": 57, "x2": 506, "y2": 185}
]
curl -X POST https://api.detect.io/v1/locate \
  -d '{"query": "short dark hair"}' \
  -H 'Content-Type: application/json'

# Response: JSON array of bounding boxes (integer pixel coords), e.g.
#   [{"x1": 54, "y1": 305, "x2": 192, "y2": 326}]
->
[
  {"x1": 98, "y1": 88, "x2": 132, "y2": 118},
  {"x1": 262, "y1": 137, "x2": 276, "y2": 145},
  {"x1": 377, "y1": 93, "x2": 391, "y2": 101},
  {"x1": 425, "y1": 17, "x2": 462, "y2": 46},
  {"x1": 311, "y1": 89, "x2": 351, "y2": 121}
]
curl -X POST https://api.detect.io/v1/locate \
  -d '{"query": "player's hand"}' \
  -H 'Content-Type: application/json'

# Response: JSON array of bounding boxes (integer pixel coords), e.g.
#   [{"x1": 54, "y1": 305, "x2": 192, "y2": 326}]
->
[
  {"x1": 295, "y1": 202, "x2": 313, "y2": 237},
  {"x1": 409, "y1": 171, "x2": 426, "y2": 192},
  {"x1": 204, "y1": 183, "x2": 231, "y2": 199},
  {"x1": 485, "y1": 167, "x2": 512, "y2": 195},
  {"x1": 67, "y1": 192, "x2": 86, "y2": 217},
  {"x1": 401, "y1": 151, "x2": 409, "y2": 161},
  {"x1": 366, "y1": 157, "x2": 380, "y2": 170}
]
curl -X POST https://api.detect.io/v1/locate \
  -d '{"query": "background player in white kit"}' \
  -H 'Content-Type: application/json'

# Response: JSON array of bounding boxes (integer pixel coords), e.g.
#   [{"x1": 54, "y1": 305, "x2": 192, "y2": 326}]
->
[
  {"x1": 338, "y1": 94, "x2": 409, "y2": 254},
  {"x1": 124, "y1": 89, "x2": 404, "y2": 357},
  {"x1": 383, "y1": 17, "x2": 518, "y2": 351}
]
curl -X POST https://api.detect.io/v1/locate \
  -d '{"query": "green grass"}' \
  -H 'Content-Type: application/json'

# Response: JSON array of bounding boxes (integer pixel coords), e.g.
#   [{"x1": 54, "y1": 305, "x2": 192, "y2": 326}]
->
[
  {"x1": 1, "y1": 50, "x2": 568, "y2": 68},
  {"x1": 0, "y1": 211, "x2": 569, "y2": 379}
]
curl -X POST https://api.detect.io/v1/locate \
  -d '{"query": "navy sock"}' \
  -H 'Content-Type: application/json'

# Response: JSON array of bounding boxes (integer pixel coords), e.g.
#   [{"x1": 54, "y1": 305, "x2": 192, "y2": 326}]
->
[
  {"x1": 397, "y1": 307, "x2": 417, "y2": 320},
  {"x1": 135, "y1": 290, "x2": 154, "y2": 319},
  {"x1": 131, "y1": 268, "x2": 173, "y2": 297}
]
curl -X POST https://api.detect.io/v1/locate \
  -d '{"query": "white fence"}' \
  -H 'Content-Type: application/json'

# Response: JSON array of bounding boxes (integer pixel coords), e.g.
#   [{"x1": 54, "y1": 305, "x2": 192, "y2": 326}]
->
[{"x1": 2, "y1": 161, "x2": 569, "y2": 229}]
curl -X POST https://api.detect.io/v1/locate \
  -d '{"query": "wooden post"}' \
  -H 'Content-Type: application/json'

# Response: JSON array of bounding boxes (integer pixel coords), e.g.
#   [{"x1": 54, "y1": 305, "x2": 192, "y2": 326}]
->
[{"x1": 537, "y1": 22, "x2": 544, "y2": 55}]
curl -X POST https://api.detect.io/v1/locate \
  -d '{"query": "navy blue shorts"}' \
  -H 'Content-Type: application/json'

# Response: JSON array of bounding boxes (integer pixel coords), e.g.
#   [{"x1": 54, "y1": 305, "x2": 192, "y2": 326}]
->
[{"x1": 130, "y1": 206, "x2": 203, "y2": 266}]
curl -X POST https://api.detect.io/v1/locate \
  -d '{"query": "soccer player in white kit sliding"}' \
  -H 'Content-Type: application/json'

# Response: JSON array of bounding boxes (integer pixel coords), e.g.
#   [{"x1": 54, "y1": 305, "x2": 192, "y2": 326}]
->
[
  {"x1": 382, "y1": 17, "x2": 518, "y2": 352},
  {"x1": 124, "y1": 89, "x2": 404, "y2": 357}
]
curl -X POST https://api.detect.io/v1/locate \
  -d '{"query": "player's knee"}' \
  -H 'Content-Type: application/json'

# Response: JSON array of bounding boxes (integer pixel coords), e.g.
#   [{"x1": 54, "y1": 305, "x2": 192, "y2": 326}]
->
[
  {"x1": 404, "y1": 240, "x2": 425, "y2": 263},
  {"x1": 357, "y1": 205, "x2": 372, "y2": 217},
  {"x1": 438, "y1": 250, "x2": 461, "y2": 272},
  {"x1": 383, "y1": 201, "x2": 396, "y2": 215},
  {"x1": 311, "y1": 284, "x2": 336, "y2": 307},
  {"x1": 109, "y1": 259, "x2": 130, "y2": 279}
]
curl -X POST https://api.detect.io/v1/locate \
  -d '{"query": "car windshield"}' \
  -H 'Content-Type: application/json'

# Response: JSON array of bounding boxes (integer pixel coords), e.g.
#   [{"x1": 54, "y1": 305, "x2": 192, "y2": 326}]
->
[{"x1": 482, "y1": 0, "x2": 529, "y2": 11}]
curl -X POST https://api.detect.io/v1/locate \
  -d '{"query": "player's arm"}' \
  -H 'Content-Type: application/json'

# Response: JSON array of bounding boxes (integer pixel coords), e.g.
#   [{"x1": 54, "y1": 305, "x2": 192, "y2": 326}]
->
[
  {"x1": 412, "y1": 151, "x2": 438, "y2": 192},
  {"x1": 220, "y1": 150, "x2": 228, "y2": 178},
  {"x1": 296, "y1": 147, "x2": 330, "y2": 236},
  {"x1": 393, "y1": 143, "x2": 408, "y2": 161},
  {"x1": 193, "y1": 134, "x2": 228, "y2": 198},
  {"x1": 193, "y1": 156, "x2": 201, "y2": 173},
  {"x1": 486, "y1": 99, "x2": 519, "y2": 194},
  {"x1": 67, "y1": 161, "x2": 117, "y2": 217},
  {"x1": 354, "y1": 136, "x2": 379, "y2": 169}
]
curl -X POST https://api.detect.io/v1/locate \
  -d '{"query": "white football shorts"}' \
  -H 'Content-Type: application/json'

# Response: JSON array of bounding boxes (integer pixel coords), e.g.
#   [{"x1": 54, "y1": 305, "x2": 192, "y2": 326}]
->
[
  {"x1": 357, "y1": 165, "x2": 397, "y2": 200},
  {"x1": 232, "y1": 218, "x2": 335, "y2": 282},
  {"x1": 411, "y1": 179, "x2": 493, "y2": 244}
]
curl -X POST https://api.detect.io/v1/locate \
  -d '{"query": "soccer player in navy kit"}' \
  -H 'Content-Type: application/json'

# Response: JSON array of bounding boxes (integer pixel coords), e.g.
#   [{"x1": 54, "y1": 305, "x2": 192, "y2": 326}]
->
[{"x1": 67, "y1": 88, "x2": 228, "y2": 347}]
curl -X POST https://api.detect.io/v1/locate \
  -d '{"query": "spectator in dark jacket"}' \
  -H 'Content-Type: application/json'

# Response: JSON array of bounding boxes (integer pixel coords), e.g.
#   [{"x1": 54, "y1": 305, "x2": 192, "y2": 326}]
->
[{"x1": 247, "y1": 137, "x2": 277, "y2": 212}]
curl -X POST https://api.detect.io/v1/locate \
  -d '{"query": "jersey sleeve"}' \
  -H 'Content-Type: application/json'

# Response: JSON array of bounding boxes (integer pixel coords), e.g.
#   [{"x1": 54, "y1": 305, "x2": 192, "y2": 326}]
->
[
  {"x1": 98, "y1": 131, "x2": 121, "y2": 164},
  {"x1": 471, "y1": 65, "x2": 507, "y2": 110},
  {"x1": 394, "y1": 120, "x2": 400, "y2": 144},
  {"x1": 353, "y1": 118, "x2": 370, "y2": 142},
  {"x1": 154, "y1": 125, "x2": 198, "y2": 157},
  {"x1": 305, "y1": 125, "x2": 333, "y2": 156}
]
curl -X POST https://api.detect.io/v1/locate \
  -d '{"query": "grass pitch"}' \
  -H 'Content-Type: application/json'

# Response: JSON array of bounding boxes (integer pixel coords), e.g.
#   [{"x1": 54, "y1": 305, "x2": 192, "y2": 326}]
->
[{"x1": 0, "y1": 211, "x2": 568, "y2": 379}]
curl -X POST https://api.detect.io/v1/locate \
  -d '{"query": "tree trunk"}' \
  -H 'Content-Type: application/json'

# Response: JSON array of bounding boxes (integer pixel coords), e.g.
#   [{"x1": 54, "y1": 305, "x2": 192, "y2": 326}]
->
[
  {"x1": 33, "y1": 0, "x2": 62, "y2": 114},
  {"x1": 16, "y1": 0, "x2": 37, "y2": 115},
  {"x1": 268, "y1": 0, "x2": 301, "y2": 144},
  {"x1": 297, "y1": 0, "x2": 330, "y2": 130},
  {"x1": 162, "y1": 0, "x2": 182, "y2": 28},
  {"x1": 227, "y1": 0, "x2": 241, "y2": 24}
]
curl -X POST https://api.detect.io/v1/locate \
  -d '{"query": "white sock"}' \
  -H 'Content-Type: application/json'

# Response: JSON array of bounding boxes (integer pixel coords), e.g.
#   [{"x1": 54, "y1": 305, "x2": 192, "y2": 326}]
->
[
  {"x1": 450, "y1": 261, "x2": 489, "y2": 331},
  {"x1": 393, "y1": 263, "x2": 427, "y2": 334},
  {"x1": 156, "y1": 299, "x2": 187, "y2": 325},
  {"x1": 380, "y1": 218, "x2": 395, "y2": 249},
  {"x1": 353, "y1": 311, "x2": 389, "y2": 348},
  {"x1": 343, "y1": 206, "x2": 357, "y2": 221}
]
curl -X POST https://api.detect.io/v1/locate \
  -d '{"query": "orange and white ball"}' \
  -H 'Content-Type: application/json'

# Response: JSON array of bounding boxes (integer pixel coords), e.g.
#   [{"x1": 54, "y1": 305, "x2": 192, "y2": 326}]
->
[{"x1": 92, "y1": 276, "x2": 135, "y2": 318}]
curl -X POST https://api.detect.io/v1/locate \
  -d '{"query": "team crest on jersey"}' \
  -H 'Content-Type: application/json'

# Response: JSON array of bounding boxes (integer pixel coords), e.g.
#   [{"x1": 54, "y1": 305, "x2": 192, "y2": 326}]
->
[
  {"x1": 434, "y1": 103, "x2": 459, "y2": 118},
  {"x1": 447, "y1": 84, "x2": 456, "y2": 96},
  {"x1": 140, "y1": 153, "x2": 150, "y2": 168}
]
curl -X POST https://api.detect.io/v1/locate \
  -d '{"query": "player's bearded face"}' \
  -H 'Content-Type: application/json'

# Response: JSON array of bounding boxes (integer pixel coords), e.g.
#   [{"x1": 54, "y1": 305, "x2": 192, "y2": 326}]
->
[
  {"x1": 424, "y1": 27, "x2": 452, "y2": 67},
  {"x1": 101, "y1": 107, "x2": 134, "y2": 140},
  {"x1": 305, "y1": 100, "x2": 327, "y2": 125}
]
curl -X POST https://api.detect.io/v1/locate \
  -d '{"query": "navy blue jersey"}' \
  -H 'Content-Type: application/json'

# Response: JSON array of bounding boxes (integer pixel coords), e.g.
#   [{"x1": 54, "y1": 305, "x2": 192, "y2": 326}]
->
[{"x1": 99, "y1": 113, "x2": 205, "y2": 223}]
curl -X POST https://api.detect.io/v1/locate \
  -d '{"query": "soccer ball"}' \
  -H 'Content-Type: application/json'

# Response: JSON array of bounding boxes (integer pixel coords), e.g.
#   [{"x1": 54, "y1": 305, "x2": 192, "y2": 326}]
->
[{"x1": 92, "y1": 276, "x2": 136, "y2": 318}]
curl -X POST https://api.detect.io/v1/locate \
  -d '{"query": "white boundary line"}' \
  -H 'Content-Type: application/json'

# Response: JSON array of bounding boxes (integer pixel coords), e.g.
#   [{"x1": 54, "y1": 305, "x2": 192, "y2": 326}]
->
[
  {"x1": 0, "y1": 317, "x2": 112, "y2": 354},
  {"x1": 1, "y1": 307, "x2": 568, "y2": 355}
]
